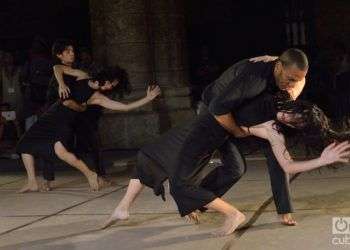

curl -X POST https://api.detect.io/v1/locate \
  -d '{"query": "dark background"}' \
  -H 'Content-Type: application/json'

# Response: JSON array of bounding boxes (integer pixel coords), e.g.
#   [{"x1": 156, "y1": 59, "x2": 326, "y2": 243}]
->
[{"x1": 0, "y1": 0, "x2": 349, "y2": 75}]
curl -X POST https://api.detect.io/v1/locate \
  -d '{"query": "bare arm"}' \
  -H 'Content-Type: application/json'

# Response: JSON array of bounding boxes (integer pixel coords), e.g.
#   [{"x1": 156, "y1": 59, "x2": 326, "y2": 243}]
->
[
  {"x1": 88, "y1": 85, "x2": 161, "y2": 112},
  {"x1": 242, "y1": 122, "x2": 350, "y2": 174},
  {"x1": 53, "y1": 65, "x2": 89, "y2": 81},
  {"x1": 62, "y1": 100, "x2": 87, "y2": 112},
  {"x1": 214, "y1": 113, "x2": 249, "y2": 138}
]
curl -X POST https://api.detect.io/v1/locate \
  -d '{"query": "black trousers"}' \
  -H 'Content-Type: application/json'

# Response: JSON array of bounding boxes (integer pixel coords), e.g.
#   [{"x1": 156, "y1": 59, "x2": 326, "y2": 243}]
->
[
  {"x1": 197, "y1": 102, "x2": 293, "y2": 214},
  {"x1": 42, "y1": 113, "x2": 105, "y2": 181}
]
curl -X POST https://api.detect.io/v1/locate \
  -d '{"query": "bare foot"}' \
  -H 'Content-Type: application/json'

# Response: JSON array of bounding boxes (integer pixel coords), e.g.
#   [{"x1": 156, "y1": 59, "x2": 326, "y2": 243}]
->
[
  {"x1": 185, "y1": 211, "x2": 200, "y2": 224},
  {"x1": 98, "y1": 177, "x2": 114, "y2": 190},
  {"x1": 281, "y1": 213, "x2": 297, "y2": 226},
  {"x1": 213, "y1": 211, "x2": 246, "y2": 237},
  {"x1": 41, "y1": 181, "x2": 53, "y2": 192},
  {"x1": 87, "y1": 172, "x2": 99, "y2": 191},
  {"x1": 101, "y1": 207, "x2": 129, "y2": 230},
  {"x1": 17, "y1": 182, "x2": 39, "y2": 193}
]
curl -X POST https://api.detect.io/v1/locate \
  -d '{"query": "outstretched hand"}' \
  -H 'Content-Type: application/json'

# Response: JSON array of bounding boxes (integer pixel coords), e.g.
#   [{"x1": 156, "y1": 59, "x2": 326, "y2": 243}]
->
[
  {"x1": 146, "y1": 84, "x2": 161, "y2": 100},
  {"x1": 320, "y1": 141, "x2": 350, "y2": 165}
]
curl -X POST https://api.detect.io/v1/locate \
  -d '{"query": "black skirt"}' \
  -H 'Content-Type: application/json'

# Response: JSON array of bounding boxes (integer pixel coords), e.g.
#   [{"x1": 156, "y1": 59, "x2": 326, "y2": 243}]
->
[
  {"x1": 17, "y1": 102, "x2": 78, "y2": 159},
  {"x1": 133, "y1": 113, "x2": 229, "y2": 216}
]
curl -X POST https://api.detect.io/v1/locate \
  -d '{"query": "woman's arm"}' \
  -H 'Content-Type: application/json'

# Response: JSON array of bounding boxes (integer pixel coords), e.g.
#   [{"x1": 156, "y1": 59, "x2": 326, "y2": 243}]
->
[
  {"x1": 242, "y1": 122, "x2": 350, "y2": 174},
  {"x1": 88, "y1": 85, "x2": 161, "y2": 112}
]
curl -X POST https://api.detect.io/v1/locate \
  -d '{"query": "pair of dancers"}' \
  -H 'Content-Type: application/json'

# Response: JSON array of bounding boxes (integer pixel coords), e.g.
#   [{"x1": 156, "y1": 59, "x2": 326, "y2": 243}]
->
[
  {"x1": 101, "y1": 49, "x2": 350, "y2": 236},
  {"x1": 17, "y1": 62, "x2": 161, "y2": 192}
]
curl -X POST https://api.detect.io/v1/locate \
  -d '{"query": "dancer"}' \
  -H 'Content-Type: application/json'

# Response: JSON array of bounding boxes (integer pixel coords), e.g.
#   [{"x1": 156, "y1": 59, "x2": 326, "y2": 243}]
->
[
  {"x1": 43, "y1": 39, "x2": 130, "y2": 190},
  {"x1": 16, "y1": 67, "x2": 161, "y2": 193},
  {"x1": 102, "y1": 92, "x2": 350, "y2": 236},
  {"x1": 198, "y1": 48, "x2": 307, "y2": 226}
]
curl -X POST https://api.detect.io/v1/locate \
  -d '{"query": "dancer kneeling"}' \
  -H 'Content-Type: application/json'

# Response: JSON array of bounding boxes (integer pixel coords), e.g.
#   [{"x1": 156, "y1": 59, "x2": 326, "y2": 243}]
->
[
  {"x1": 17, "y1": 67, "x2": 161, "y2": 193},
  {"x1": 103, "y1": 92, "x2": 350, "y2": 236}
]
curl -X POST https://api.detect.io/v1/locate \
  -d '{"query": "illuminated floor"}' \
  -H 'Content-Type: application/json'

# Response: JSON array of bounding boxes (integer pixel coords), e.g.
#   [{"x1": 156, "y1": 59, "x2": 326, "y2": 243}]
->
[{"x1": 0, "y1": 157, "x2": 349, "y2": 250}]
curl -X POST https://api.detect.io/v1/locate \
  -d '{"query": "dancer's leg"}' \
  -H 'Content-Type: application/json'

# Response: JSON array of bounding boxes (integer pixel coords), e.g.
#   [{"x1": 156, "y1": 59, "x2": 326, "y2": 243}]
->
[
  {"x1": 205, "y1": 198, "x2": 246, "y2": 236},
  {"x1": 41, "y1": 158, "x2": 55, "y2": 191},
  {"x1": 200, "y1": 140, "x2": 247, "y2": 197},
  {"x1": 102, "y1": 179, "x2": 144, "y2": 229},
  {"x1": 261, "y1": 144, "x2": 296, "y2": 226},
  {"x1": 54, "y1": 142, "x2": 99, "y2": 191},
  {"x1": 18, "y1": 153, "x2": 39, "y2": 193}
]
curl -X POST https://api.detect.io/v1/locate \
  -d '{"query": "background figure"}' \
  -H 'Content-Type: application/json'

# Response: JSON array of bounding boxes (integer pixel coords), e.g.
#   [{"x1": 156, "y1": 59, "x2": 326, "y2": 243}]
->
[
  {"x1": 77, "y1": 47, "x2": 101, "y2": 75},
  {"x1": 0, "y1": 51, "x2": 23, "y2": 146},
  {"x1": 20, "y1": 36, "x2": 52, "y2": 131},
  {"x1": 191, "y1": 45, "x2": 219, "y2": 111}
]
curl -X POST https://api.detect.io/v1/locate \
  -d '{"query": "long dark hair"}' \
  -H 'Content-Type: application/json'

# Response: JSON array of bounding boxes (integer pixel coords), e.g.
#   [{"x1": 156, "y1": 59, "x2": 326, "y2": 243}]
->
[
  {"x1": 91, "y1": 65, "x2": 132, "y2": 98},
  {"x1": 274, "y1": 92, "x2": 350, "y2": 155}
]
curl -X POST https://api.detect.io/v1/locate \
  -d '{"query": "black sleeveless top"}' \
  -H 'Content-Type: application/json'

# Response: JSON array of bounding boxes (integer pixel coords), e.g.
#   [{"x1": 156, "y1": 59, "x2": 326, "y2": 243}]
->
[{"x1": 67, "y1": 79, "x2": 95, "y2": 103}]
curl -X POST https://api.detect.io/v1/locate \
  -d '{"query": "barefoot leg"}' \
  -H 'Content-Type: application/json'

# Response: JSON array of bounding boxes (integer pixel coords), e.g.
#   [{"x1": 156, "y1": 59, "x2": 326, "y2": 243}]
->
[
  {"x1": 281, "y1": 213, "x2": 297, "y2": 226},
  {"x1": 185, "y1": 211, "x2": 200, "y2": 224},
  {"x1": 205, "y1": 198, "x2": 246, "y2": 237},
  {"x1": 18, "y1": 154, "x2": 39, "y2": 193},
  {"x1": 54, "y1": 142, "x2": 99, "y2": 191},
  {"x1": 41, "y1": 180, "x2": 53, "y2": 192},
  {"x1": 101, "y1": 179, "x2": 144, "y2": 229}
]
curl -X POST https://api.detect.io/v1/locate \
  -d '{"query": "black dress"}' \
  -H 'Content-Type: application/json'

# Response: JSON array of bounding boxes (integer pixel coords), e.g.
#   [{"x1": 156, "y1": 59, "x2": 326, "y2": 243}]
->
[
  {"x1": 17, "y1": 79, "x2": 95, "y2": 160},
  {"x1": 133, "y1": 92, "x2": 277, "y2": 216}
]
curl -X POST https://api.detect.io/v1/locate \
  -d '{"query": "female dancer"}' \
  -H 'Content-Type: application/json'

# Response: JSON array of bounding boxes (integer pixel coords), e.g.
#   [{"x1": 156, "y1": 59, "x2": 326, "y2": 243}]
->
[
  {"x1": 17, "y1": 66, "x2": 161, "y2": 192},
  {"x1": 102, "y1": 92, "x2": 350, "y2": 236}
]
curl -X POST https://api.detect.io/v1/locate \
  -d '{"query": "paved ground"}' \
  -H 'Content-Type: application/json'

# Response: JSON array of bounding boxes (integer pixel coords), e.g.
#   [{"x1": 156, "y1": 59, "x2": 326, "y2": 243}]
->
[{"x1": 0, "y1": 155, "x2": 349, "y2": 250}]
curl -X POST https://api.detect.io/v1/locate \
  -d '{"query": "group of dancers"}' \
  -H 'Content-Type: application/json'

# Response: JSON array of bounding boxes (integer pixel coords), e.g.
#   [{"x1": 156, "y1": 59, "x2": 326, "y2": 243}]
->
[{"x1": 16, "y1": 41, "x2": 350, "y2": 236}]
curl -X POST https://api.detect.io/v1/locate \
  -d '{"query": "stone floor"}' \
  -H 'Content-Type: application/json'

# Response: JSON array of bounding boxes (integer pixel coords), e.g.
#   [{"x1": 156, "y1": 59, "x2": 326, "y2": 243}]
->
[{"x1": 0, "y1": 156, "x2": 349, "y2": 250}]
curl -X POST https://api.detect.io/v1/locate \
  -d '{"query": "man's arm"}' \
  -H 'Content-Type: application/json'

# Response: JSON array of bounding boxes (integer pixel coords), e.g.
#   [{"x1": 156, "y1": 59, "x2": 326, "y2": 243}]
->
[
  {"x1": 53, "y1": 65, "x2": 90, "y2": 99},
  {"x1": 208, "y1": 73, "x2": 266, "y2": 137},
  {"x1": 62, "y1": 99, "x2": 87, "y2": 112}
]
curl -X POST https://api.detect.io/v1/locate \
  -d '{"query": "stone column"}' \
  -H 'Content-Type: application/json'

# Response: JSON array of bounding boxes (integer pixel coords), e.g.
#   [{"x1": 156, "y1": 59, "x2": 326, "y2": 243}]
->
[
  {"x1": 90, "y1": 0, "x2": 195, "y2": 148},
  {"x1": 90, "y1": 0, "x2": 153, "y2": 88}
]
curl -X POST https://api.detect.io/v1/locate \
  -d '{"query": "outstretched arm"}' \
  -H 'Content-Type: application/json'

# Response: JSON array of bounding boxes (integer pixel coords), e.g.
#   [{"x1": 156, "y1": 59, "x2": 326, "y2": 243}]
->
[
  {"x1": 242, "y1": 122, "x2": 350, "y2": 174},
  {"x1": 88, "y1": 85, "x2": 161, "y2": 112}
]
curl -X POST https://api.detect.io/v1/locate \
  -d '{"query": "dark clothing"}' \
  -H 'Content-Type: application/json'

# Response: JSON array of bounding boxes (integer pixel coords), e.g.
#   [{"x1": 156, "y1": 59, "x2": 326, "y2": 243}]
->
[
  {"x1": 46, "y1": 74, "x2": 77, "y2": 106},
  {"x1": 201, "y1": 59, "x2": 293, "y2": 214},
  {"x1": 133, "y1": 92, "x2": 277, "y2": 216},
  {"x1": 46, "y1": 74, "x2": 105, "y2": 178},
  {"x1": 21, "y1": 55, "x2": 52, "y2": 118},
  {"x1": 202, "y1": 59, "x2": 278, "y2": 115},
  {"x1": 17, "y1": 80, "x2": 95, "y2": 160}
]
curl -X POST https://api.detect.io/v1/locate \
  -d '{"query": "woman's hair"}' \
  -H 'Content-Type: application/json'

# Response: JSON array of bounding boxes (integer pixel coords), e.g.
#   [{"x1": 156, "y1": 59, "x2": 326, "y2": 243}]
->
[
  {"x1": 274, "y1": 92, "x2": 350, "y2": 154},
  {"x1": 91, "y1": 65, "x2": 132, "y2": 98}
]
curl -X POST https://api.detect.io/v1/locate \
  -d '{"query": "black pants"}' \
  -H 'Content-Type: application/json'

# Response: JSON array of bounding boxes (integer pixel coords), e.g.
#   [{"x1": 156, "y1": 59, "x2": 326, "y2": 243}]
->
[
  {"x1": 42, "y1": 114, "x2": 105, "y2": 181},
  {"x1": 197, "y1": 102, "x2": 293, "y2": 214}
]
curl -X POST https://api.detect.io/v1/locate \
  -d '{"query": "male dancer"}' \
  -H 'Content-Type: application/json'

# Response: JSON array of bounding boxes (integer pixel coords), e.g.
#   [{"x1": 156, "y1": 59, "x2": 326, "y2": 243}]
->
[{"x1": 198, "y1": 48, "x2": 307, "y2": 225}]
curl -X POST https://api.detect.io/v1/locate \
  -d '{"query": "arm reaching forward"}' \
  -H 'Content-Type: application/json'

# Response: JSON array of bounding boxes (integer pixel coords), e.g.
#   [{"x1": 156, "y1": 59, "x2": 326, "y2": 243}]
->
[
  {"x1": 88, "y1": 85, "x2": 161, "y2": 112},
  {"x1": 241, "y1": 121, "x2": 350, "y2": 174}
]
